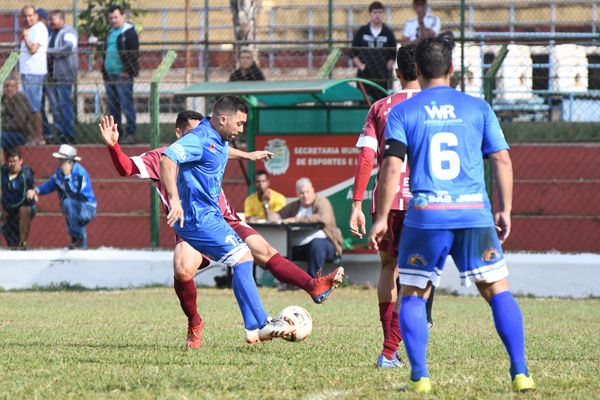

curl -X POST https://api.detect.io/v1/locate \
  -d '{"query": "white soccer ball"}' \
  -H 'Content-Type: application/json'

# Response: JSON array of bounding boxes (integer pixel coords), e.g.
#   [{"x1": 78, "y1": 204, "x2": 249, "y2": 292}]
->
[{"x1": 277, "y1": 305, "x2": 313, "y2": 342}]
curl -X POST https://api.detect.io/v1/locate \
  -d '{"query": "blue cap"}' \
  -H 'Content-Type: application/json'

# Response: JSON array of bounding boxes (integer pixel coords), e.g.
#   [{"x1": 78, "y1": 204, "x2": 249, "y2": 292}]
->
[{"x1": 36, "y1": 8, "x2": 49, "y2": 20}]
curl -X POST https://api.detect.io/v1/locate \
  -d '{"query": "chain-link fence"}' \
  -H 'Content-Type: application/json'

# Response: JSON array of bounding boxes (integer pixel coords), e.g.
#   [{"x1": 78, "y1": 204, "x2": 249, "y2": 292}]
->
[{"x1": 0, "y1": 1, "x2": 598, "y2": 252}]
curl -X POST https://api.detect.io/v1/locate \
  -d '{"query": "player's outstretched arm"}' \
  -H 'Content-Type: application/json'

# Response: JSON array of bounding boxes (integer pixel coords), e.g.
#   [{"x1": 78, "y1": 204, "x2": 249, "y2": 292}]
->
[
  {"x1": 489, "y1": 149, "x2": 513, "y2": 243},
  {"x1": 228, "y1": 147, "x2": 274, "y2": 161},
  {"x1": 160, "y1": 155, "x2": 184, "y2": 228},
  {"x1": 368, "y1": 156, "x2": 403, "y2": 249}
]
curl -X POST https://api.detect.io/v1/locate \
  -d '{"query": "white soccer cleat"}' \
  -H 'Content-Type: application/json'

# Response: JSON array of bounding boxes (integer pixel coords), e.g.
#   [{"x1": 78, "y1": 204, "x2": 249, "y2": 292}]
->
[{"x1": 258, "y1": 316, "x2": 296, "y2": 341}]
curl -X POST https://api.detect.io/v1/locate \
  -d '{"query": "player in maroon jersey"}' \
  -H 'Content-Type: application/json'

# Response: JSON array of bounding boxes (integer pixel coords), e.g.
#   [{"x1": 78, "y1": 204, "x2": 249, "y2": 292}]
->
[
  {"x1": 349, "y1": 44, "x2": 434, "y2": 367},
  {"x1": 99, "y1": 112, "x2": 344, "y2": 348}
]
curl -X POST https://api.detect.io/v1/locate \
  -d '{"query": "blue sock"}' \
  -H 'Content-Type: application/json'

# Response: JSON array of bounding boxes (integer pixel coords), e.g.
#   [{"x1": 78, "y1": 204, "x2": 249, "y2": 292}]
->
[
  {"x1": 232, "y1": 261, "x2": 269, "y2": 328},
  {"x1": 490, "y1": 291, "x2": 529, "y2": 379},
  {"x1": 400, "y1": 296, "x2": 429, "y2": 381},
  {"x1": 232, "y1": 270, "x2": 258, "y2": 331}
]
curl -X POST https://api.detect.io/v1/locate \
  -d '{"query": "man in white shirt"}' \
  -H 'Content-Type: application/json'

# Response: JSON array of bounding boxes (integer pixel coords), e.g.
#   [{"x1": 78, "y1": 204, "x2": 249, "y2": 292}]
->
[
  {"x1": 19, "y1": 5, "x2": 48, "y2": 145},
  {"x1": 273, "y1": 178, "x2": 344, "y2": 278},
  {"x1": 401, "y1": 0, "x2": 441, "y2": 44}
]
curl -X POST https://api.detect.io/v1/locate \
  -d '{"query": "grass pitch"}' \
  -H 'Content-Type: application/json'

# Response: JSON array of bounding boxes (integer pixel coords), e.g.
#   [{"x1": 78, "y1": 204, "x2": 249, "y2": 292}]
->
[{"x1": 1, "y1": 287, "x2": 599, "y2": 399}]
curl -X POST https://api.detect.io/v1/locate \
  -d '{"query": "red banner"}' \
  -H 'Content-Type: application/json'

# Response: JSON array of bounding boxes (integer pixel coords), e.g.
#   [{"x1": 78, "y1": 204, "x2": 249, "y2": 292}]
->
[{"x1": 255, "y1": 135, "x2": 360, "y2": 196}]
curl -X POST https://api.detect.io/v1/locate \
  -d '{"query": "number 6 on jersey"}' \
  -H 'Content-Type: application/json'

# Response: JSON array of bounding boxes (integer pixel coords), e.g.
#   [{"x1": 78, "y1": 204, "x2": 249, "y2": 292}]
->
[{"x1": 430, "y1": 132, "x2": 460, "y2": 180}]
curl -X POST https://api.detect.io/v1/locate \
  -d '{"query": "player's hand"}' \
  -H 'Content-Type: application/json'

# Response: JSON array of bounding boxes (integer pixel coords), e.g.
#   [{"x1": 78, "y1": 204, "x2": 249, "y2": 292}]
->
[
  {"x1": 368, "y1": 218, "x2": 388, "y2": 250},
  {"x1": 349, "y1": 206, "x2": 366, "y2": 239},
  {"x1": 61, "y1": 161, "x2": 73, "y2": 176},
  {"x1": 167, "y1": 199, "x2": 184, "y2": 228},
  {"x1": 98, "y1": 115, "x2": 119, "y2": 146},
  {"x1": 26, "y1": 189, "x2": 38, "y2": 202},
  {"x1": 494, "y1": 211, "x2": 511, "y2": 243},
  {"x1": 249, "y1": 150, "x2": 274, "y2": 161}
]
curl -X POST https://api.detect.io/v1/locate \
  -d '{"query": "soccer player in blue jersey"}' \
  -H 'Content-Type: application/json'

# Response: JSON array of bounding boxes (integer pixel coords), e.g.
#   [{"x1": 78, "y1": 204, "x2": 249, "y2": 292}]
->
[
  {"x1": 160, "y1": 96, "x2": 295, "y2": 343},
  {"x1": 368, "y1": 33, "x2": 535, "y2": 393}
]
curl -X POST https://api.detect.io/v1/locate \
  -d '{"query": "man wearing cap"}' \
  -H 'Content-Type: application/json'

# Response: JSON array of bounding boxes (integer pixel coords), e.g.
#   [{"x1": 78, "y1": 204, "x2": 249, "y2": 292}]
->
[{"x1": 27, "y1": 144, "x2": 96, "y2": 249}]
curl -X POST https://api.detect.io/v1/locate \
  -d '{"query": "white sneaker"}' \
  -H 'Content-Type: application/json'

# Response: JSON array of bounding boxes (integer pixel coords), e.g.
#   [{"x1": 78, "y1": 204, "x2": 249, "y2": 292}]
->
[
  {"x1": 245, "y1": 329, "x2": 260, "y2": 345},
  {"x1": 258, "y1": 317, "x2": 296, "y2": 341}
]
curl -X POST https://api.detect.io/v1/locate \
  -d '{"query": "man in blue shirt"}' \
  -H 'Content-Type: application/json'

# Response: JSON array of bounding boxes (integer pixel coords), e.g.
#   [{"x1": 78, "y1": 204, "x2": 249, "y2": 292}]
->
[
  {"x1": 369, "y1": 33, "x2": 535, "y2": 393},
  {"x1": 1, "y1": 150, "x2": 36, "y2": 249},
  {"x1": 160, "y1": 96, "x2": 295, "y2": 345},
  {"x1": 27, "y1": 144, "x2": 96, "y2": 249}
]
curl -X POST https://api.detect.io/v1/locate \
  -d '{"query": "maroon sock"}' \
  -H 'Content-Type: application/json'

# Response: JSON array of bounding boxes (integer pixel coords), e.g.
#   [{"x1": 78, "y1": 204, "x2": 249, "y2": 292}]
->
[
  {"x1": 390, "y1": 311, "x2": 402, "y2": 353},
  {"x1": 173, "y1": 278, "x2": 201, "y2": 327},
  {"x1": 265, "y1": 253, "x2": 314, "y2": 292},
  {"x1": 380, "y1": 302, "x2": 396, "y2": 359}
]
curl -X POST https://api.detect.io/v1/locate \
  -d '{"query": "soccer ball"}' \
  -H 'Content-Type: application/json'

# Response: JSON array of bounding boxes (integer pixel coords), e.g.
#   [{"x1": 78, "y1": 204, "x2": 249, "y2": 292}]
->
[{"x1": 277, "y1": 305, "x2": 313, "y2": 342}]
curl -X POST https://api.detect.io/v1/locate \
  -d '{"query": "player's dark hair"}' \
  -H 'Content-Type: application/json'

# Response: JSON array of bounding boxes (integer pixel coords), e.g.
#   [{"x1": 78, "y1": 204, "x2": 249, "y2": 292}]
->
[
  {"x1": 369, "y1": 1, "x2": 384, "y2": 12},
  {"x1": 213, "y1": 95, "x2": 248, "y2": 116},
  {"x1": 415, "y1": 31, "x2": 455, "y2": 80},
  {"x1": 175, "y1": 110, "x2": 203, "y2": 131},
  {"x1": 254, "y1": 169, "x2": 268, "y2": 179},
  {"x1": 107, "y1": 4, "x2": 124, "y2": 15},
  {"x1": 6, "y1": 149, "x2": 22, "y2": 159},
  {"x1": 396, "y1": 43, "x2": 417, "y2": 82}
]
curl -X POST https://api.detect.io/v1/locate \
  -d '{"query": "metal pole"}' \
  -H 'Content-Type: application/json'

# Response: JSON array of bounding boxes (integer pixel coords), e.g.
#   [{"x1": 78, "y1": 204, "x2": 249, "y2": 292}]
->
[
  {"x1": 73, "y1": 0, "x2": 79, "y2": 125},
  {"x1": 149, "y1": 50, "x2": 177, "y2": 247},
  {"x1": 328, "y1": 0, "x2": 333, "y2": 50},
  {"x1": 328, "y1": 0, "x2": 333, "y2": 78},
  {"x1": 185, "y1": 0, "x2": 191, "y2": 85},
  {"x1": 483, "y1": 44, "x2": 509, "y2": 203},
  {"x1": 460, "y1": 0, "x2": 465, "y2": 92},
  {"x1": 204, "y1": 0, "x2": 210, "y2": 115}
]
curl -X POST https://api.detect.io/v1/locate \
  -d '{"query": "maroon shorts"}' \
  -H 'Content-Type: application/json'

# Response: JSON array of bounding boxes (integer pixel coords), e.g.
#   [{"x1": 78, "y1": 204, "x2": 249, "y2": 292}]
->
[
  {"x1": 228, "y1": 220, "x2": 259, "y2": 241},
  {"x1": 372, "y1": 210, "x2": 406, "y2": 258}
]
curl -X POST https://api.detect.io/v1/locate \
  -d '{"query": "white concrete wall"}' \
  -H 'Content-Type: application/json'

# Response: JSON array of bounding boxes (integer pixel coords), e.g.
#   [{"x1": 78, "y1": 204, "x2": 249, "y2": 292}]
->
[{"x1": 1, "y1": 249, "x2": 599, "y2": 298}]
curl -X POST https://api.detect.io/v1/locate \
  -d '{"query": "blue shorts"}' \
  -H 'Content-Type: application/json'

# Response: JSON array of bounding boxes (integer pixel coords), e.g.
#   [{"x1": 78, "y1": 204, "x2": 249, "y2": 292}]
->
[
  {"x1": 397, "y1": 226, "x2": 508, "y2": 289},
  {"x1": 21, "y1": 74, "x2": 45, "y2": 113},
  {"x1": 175, "y1": 211, "x2": 249, "y2": 267}
]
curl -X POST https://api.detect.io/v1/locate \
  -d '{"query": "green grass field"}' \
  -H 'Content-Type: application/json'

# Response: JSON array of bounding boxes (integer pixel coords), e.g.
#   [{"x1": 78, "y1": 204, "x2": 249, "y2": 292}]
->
[{"x1": 1, "y1": 287, "x2": 599, "y2": 399}]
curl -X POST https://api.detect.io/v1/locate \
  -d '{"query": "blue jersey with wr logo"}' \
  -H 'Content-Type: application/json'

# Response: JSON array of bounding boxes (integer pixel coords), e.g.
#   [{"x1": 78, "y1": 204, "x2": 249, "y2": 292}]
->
[{"x1": 385, "y1": 86, "x2": 509, "y2": 229}]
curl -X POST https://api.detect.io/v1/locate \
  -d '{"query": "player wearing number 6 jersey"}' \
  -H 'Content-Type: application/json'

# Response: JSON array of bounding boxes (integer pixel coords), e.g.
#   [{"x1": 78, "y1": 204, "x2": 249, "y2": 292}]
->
[
  {"x1": 350, "y1": 43, "x2": 435, "y2": 369},
  {"x1": 369, "y1": 32, "x2": 535, "y2": 393}
]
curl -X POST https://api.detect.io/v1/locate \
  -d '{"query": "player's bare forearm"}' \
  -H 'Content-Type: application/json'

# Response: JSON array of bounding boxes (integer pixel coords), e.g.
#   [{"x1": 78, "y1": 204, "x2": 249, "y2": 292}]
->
[
  {"x1": 228, "y1": 147, "x2": 247, "y2": 160},
  {"x1": 489, "y1": 150, "x2": 513, "y2": 213},
  {"x1": 375, "y1": 156, "x2": 403, "y2": 222},
  {"x1": 228, "y1": 147, "x2": 274, "y2": 161},
  {"x1": 160, "y1": 156, "x2": 179, "y2": 203},
  {"x1": 160, "y1": 156, "x2": 184, "y2": 227}
]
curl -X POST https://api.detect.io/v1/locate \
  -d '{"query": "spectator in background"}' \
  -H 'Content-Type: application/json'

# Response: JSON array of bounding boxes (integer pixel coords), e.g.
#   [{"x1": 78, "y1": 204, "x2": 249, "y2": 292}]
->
[
  {"x1": 244, "y1": 169, "x2": 285, "y2": 222},
  {"x1": 27, "y1": 144, "x2": 96, "y2": 249},
  {"x1": 273, "y1": 178, "x2": 343, "y2": 278},
  {"x1": 19, "y1": 4, "x2": 48, "y2": 145},
  {"x1": 401, "y1": 0, "x2": 441, "y2": 44},
  {"x1": 229, "y1": 49, "x2": 265, "y2": 81},
  {"x1": 1, "y1": 76, "x2": 34, "y2": 151},
  {"x1": 1, "y1": 150, "x2": 36, "y2": 249},
  {"x1": 351, "y1": 1, "x2": 397, "y2": 101},
  {"x1": 47, "y1": 10, "x2": 78, "y2": 145},
  {"x1": 102, "y1": 4, "x2": 139, "y2": 144},
  {"x1": 36, "y1": 7, "x2": 54, "y2": 142}
]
